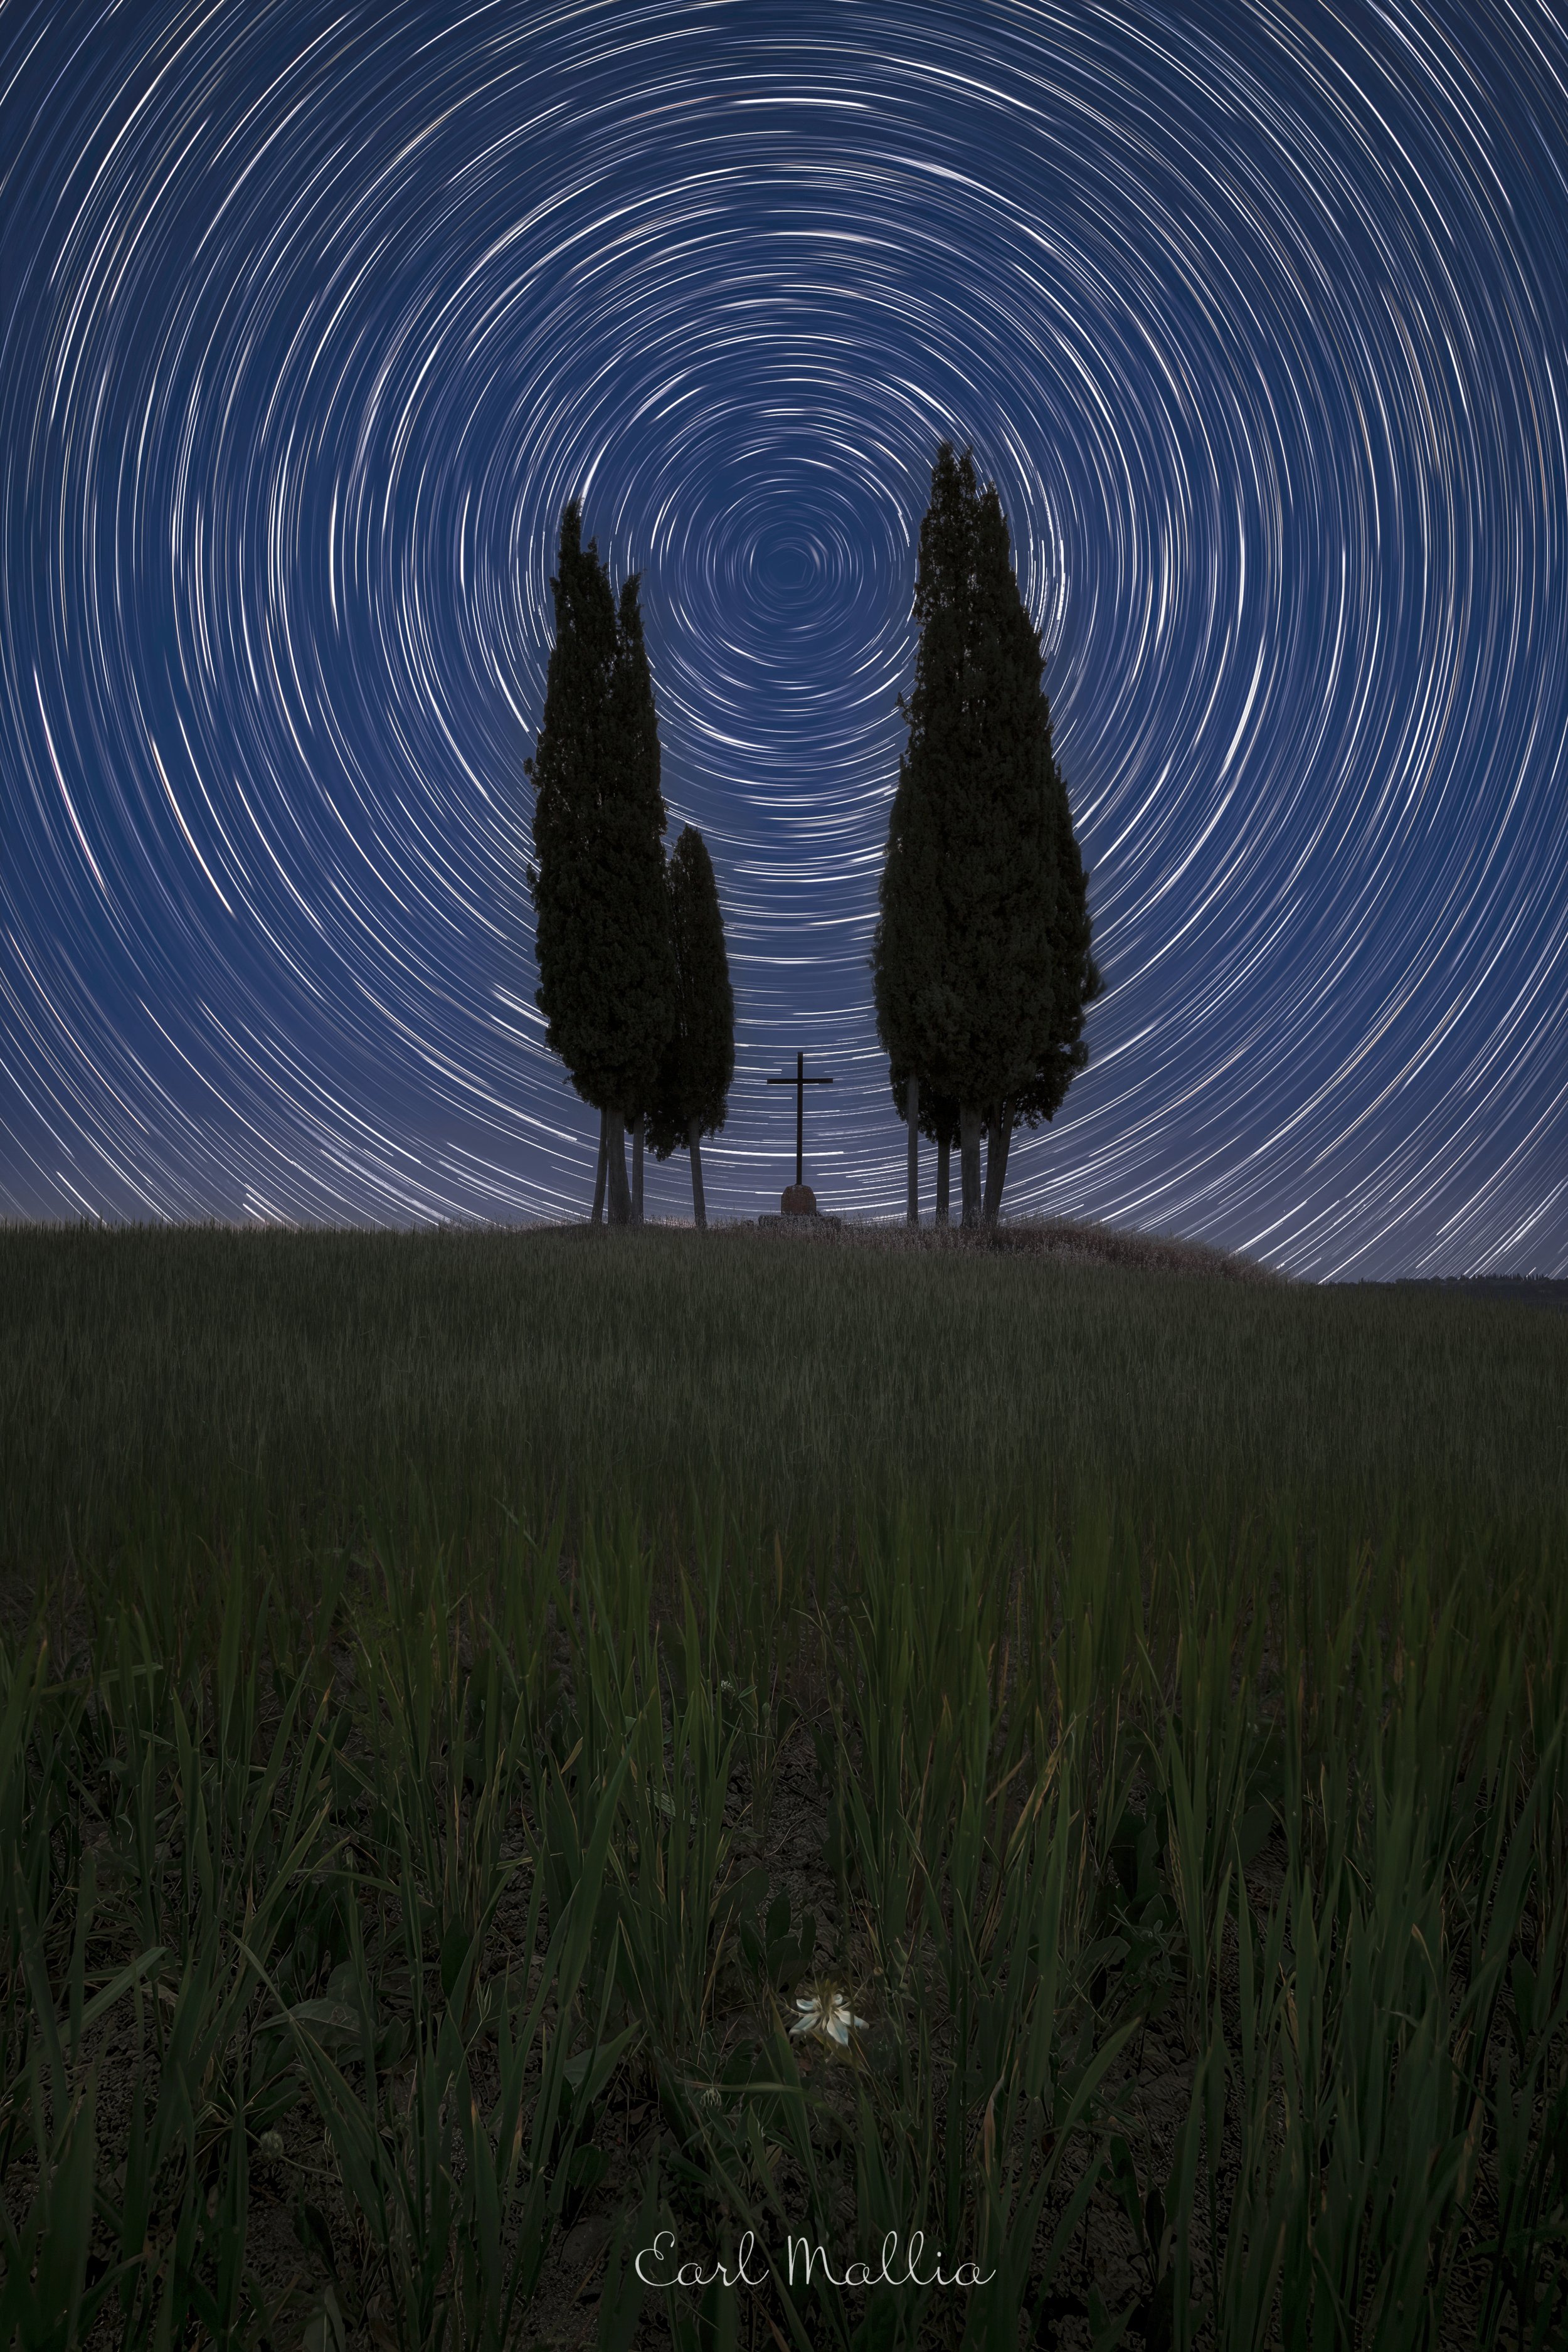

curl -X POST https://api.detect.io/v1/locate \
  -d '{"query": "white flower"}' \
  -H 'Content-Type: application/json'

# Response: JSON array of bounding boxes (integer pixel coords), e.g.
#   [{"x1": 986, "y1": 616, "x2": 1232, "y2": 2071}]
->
[{"x1": 790, "y1": 1986, "x2": 866, "y2": 2047}]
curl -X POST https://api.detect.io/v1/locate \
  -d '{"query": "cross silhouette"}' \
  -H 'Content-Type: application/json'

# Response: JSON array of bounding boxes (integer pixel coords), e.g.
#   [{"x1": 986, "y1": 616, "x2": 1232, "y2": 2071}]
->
[{"x1": 768, "y1": 1050, "x2": 834, "y2": 1188}]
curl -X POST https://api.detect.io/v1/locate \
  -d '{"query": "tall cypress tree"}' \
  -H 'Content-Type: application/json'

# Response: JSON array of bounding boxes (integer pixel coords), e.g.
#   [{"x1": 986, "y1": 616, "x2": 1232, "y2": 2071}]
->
[
  {"x1": 950, "y1": 482, "x2": 1059, "y2": 1223},
  {"x1": 646, "y1": 825, "x2": 734, "y2": 1229},
  {"x1": 527, "y1": 507, "x2": 675, "y2": 1224},
  {"x1": 873, "y1": 448, "x2": 1062, "y2": 1228},
  {"x1": 871, "y1": 445, "x2": 978, "y2": 1218}
]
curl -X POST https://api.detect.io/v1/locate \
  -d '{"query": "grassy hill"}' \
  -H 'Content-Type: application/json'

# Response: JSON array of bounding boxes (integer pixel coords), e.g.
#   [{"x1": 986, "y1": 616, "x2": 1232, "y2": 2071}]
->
[{"x1": 1, "y1": 1221, "x2": 1564, "y2": 2348}]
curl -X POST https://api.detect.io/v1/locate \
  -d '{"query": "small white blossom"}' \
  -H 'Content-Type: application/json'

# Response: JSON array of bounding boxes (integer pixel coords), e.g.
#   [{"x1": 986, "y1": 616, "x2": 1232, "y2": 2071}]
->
[{"x1": 790, "y1": 1987, "x2": 866, "y2": 2047}]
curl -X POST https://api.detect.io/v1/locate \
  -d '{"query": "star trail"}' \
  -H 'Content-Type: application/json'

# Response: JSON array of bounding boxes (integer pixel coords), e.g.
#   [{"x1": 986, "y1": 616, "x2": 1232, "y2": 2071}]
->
[{"x1": 2, "y1": 0, "x2": 1565, "y2": 1275}]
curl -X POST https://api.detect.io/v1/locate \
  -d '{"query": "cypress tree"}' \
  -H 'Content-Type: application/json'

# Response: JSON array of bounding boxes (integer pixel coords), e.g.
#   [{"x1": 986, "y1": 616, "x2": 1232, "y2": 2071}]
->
[
  {"x1": 871, "y1": 445, "x2": 979, "y2": 1221},
  {"x1": 527, "y1": 507, "x2": 675, "y2": 1224},
  {"x1": 949, "y1": 482, "x2": 1059, "y2": 1222},
  {"x1": 873, "y1": 447, "x2": 1062, "y2": 1228},
  {"x1": 646, "y1": 825, "x2": 734, "y2": 1229}
]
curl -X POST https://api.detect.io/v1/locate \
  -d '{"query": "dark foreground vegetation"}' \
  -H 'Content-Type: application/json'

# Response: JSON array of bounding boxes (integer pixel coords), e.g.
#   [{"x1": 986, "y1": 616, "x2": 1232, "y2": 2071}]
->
[{"x1": 1, "y1": 1221, "x2": 1565, "y2": 2350}]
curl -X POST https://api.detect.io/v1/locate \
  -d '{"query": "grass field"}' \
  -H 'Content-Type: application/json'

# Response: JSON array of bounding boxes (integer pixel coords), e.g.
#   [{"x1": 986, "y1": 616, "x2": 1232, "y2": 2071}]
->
[{"x1": 1, "y1": 1220, "x2": 1565, "y2": 2349}]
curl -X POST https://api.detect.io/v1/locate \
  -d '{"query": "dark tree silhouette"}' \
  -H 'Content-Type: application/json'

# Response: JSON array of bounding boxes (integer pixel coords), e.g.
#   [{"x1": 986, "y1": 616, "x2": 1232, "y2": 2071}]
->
[
  {"x1": 646, "y1": 825, "x2": 735, "y2": 1229},
  {"x1": 527, "y1": 506, "x2": 674, "y2": 1224},
  {"x1": 872, "y1": 444, "x2": 982, "y2": 1220},
  {"x1": 876, "y1": 447, "x2": 1093, "y2": 1227}
]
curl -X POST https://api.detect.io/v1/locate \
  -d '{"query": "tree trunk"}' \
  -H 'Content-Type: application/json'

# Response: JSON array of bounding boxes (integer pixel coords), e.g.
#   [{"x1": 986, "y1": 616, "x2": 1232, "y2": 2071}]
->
[
  {"x1": 936, "y1": 1138, "x2": 951, "y2": 1226},
  {"x1": 688, "y1": 1118, "x2": 707, "y2": 1231},
  {"x1": 983, "y1": 1103, "x2": 1013, "y2": 1228},
  {"x1": 605, "y1": 1108, "x2": 632, "y2": 1226},
  {"x1": 631, "y1": 1114, "x2": 644, "y2": 1225},
  {"x1": 960, "y1": 1105, "x2": 983, "y2": 1227},
  {"x1": 590, "y1": 1107, "x2": 608, "y2": 1227},
  {"x1": 906, "y1": 1074, "x2": 919, "y2": 1227}
]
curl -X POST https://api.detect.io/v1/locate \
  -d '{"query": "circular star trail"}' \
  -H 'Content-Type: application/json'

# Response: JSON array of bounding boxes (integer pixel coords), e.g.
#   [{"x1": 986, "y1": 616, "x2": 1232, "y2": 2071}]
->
[{"x1": 2, "y1": 0, "x2": 1565, "y2": 1274}]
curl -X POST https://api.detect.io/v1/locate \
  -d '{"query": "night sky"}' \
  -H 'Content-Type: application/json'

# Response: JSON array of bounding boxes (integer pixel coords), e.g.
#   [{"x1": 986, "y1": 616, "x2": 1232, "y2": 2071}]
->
[{"x1": 3, "y1": 1, "x2": 1565, "y2": 1276}]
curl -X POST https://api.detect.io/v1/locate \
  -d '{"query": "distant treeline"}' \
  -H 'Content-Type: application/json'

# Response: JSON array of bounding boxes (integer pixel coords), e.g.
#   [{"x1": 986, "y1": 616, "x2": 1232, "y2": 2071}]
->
[{"x1": 525, "y1": 443, "x2": 1099, "y2": 1227}]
